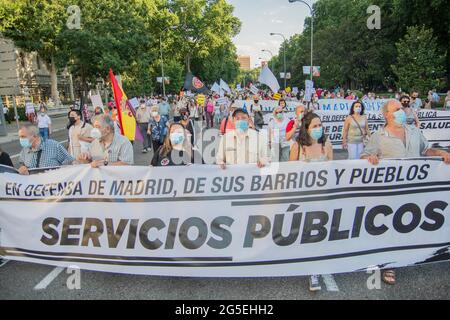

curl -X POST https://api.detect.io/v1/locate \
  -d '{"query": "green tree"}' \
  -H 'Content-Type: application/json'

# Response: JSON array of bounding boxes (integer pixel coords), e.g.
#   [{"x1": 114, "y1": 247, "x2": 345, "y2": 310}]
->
[
  {"x1": 0, "y1": 0, "x2": 71, "y2": 104},
  {"x1": 392, "y1": 26, "x2": 446, "y2": 94},
  {"x1": 167, "y1": 0, "x2": 241, "y2": 73}
]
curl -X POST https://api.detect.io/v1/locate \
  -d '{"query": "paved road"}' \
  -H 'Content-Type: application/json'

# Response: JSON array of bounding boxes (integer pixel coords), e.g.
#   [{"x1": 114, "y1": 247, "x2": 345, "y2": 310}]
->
[
  {"x1": 1, "y1": 120, "x2": 449, "y2": 300},
  {"x1": 0, "y1": 260, "x2": 448, "y2": 299}
]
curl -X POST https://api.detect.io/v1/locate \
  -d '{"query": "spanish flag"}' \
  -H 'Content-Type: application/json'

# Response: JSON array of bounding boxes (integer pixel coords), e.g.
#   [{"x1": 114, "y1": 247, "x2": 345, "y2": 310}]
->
[{"x1": 109, "y1": 68, "x2": 142, "y2": 142}]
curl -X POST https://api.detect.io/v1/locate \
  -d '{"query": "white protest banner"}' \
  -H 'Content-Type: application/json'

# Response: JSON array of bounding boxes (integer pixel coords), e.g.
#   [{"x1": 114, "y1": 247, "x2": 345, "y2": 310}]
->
[
  {"x1": 292, "y1": 87, "x2": 299, "y2": 95},
  {"x1": 211, "y1": 82, "x2": 221, "y2": 94},
  {"x1": 236, "y1": 84, "x2": 242, "y2": 91},
  {"x1": 249, "y1": 85, "x2": 259, "y2": 95},
  {"x1": 0, "y1": 160, "x2": 449, "y2": 277},
  {"x1": 251, "y1": 98, "x2": 450, "y2": 149},
  {"x1": 318, "y1": 99, "x2": 389, "y2": 112},
  {"x1": 217, "y1": 97, "x2": 229, "y2": 106},
  {"x1": 235, "y1": 100, "x2": 300, "y2": 112},
  {"x1": 128, "y1": 97, "x2": 139, "y2": 109},
  {"x1": 305, "y1": 80, "x2": 314, "y2": 102},
  {"x1": 220, "y1": 79, "x2": 231, "y2": 94},
  {"x1": 90, "y1": 94, "x2": 104, "y2": 110}
]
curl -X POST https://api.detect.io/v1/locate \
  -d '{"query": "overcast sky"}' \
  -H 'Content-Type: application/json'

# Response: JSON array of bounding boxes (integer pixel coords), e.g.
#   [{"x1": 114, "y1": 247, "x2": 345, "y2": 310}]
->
[{"x1": 228, "y1": 0, "x2": 313, "y2": 69}]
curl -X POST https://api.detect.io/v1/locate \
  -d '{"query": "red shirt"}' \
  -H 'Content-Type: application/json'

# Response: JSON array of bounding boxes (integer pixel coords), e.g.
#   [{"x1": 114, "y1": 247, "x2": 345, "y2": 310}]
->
[{"x1": 286, "y1": 119, "x2": 295, "y2": 133}]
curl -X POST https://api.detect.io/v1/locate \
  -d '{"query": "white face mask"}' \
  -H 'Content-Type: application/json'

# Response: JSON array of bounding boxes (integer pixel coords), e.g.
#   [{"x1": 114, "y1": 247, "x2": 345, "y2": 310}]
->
[
  {"x1": 151, "y1": 112, "x2": 158, "y2": 117},
  {"x1": 91, "y1": 128, "x2": 102, "y2": 140}
]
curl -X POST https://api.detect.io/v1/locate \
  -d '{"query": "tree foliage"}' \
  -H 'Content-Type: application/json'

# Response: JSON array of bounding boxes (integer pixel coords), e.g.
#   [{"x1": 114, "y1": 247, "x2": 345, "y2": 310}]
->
[
  {"x1": 269, "y1": 0, "x2": 449, "y2": 92},
  {"x1": 0, "y1": 0, "x2": 242, "y2": 96},
  {"x1": 392, "y1": 26, "x2": 446, "y2": 94}
]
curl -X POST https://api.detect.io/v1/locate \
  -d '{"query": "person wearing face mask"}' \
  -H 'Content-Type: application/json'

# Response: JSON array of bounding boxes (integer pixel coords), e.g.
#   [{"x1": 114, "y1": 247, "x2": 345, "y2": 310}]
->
[
  {"x1": 409, "y1": 91, "x2": 423, "y2": 110},
  {"x1": 361, "y1": 99, "x2": 450, "y2": 165},
  {"x1": 179, "y1": 107, "x2": 196, "y2": 147},
  {"x1": 36, "y1": 107, "x2": 52, "y2": 142},
  {"x1": 289, "y1": 112, "x2": 333, "y2": 292},
  {"x1": 290, "y1": 112, "x2": 333, "y2": 163},
  {"x1": 136, "y1": 99, "x2": 152, "y2": 153},
  {"x1": 18, "y1": 124, "x2": 74, "y2": 175},
  {"x1": 151, "y1": 123, "x2": 202, "y2": 166},
  {"x1": 147, "y1": 106, "x2": 169, "y2": 153},
  {"x1": 399, "y1": 95, "x2": 420, "y2": 128},
  {"x1": 216, "y1": 108, "x2": 269, "y2": 169},
  {"x1": 342, "y1": 101, "x2": 371, "y2": 160},
  {"x1": 285, "y1": 105, "x2": 307, "y2": 141},
  {"x1": 361, "y1": 99, "x2": 450, "y2": 286},
  {"x1": 268, "y1": 105, "x2": 291, "y2": 162},
  {"x1": 67, "y1": 110, "x2": 94, "y2": 159},
  {"x1": 77, "y1": 114, "x2": 133, "y2": 167},
  {"x1": 251, "y1": 99, "x2": 264, "y2": 131}
]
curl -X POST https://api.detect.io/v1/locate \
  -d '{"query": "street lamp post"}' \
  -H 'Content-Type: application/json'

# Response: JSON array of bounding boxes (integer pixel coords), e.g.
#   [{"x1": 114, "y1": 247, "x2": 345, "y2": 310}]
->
[
  {"x1": 288, "y1": 0, "x2": 313, "y2": 81},
  {"x1": 270, "y1": 33, "x2": 287, "y2": 89},
  {"x1": 160, "y1": 25, "x2": 178, "y2": 97},
  {"x1": 261, "y1": 49, "x2": 274, "y2": 70}
]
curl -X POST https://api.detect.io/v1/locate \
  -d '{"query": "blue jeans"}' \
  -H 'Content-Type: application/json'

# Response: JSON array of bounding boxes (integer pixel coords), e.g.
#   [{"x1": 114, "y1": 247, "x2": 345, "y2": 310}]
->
[{"x1": 39, "y1": 128, "x2": 49, "y2": 142}]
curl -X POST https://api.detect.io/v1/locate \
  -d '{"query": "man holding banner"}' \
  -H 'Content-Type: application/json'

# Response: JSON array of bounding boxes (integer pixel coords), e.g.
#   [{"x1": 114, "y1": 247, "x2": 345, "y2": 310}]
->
[
  {"x1": 216, "y1": 108, "x2": 269, "y2": 169},
  {"x1": 361, "y1": 99, "x2": 450, "y2": 284},
  {"x1": 77, "y1": 114, "x2": 134, "y2": 167}
]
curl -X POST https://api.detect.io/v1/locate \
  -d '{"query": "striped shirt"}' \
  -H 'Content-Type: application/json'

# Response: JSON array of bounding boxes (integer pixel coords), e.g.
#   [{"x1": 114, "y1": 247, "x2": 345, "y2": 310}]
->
[{"x1": 20, "y1": 139, "x2": 74, "y2": 169}]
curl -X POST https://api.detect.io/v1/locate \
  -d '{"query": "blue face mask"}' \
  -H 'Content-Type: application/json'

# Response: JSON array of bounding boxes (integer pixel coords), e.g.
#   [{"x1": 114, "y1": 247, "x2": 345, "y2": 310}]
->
[
  {"x1": 235, "y1": 120, "x2": 249, "y2": 132},
  {"x1": 20, "y1": 138, "x2": 32, "y2": 148},
  {"x1": 170, "y1": 132, "x2": 185, "y2": 145},
  {"x1": 309, "y1": 127, "x2": 323, "y2": 140},
  {"x1": 393, "y1": 109, "x2": 406, "y2": 125}
]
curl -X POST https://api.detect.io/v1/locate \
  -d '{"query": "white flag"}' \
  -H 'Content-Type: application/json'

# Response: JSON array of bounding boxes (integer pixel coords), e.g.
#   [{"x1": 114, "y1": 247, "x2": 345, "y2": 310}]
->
[
  {"x1": 220, "y1": 79, "x2": 231, "y2": 94},
  {"x1": 211, "y1": 82, "x2": 221, "y2": 94},
  {"x1": 258, "y1": 65, "x2": 280, "y2": 94}
]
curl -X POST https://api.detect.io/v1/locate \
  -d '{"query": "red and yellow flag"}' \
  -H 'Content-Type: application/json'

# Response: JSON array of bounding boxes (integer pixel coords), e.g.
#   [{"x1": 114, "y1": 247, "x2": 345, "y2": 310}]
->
[{"x1": 109, "y1": 68, "x2": 138, "y2": 141}]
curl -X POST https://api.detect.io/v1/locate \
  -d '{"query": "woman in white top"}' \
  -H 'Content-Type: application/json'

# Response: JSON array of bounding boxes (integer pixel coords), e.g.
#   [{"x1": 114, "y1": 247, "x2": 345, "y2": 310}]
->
[
  {"x1": 268, "y1": 103, "x2": 291, "y2": 162},
  {"x1": 36, "y1": 106, "x2": 52, "y2": 142}
]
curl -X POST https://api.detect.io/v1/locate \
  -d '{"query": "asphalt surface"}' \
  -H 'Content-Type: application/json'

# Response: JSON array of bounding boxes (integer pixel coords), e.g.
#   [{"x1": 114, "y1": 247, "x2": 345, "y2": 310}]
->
[{"x1": 1, "y1": 119, "x2": 449, "y2": 300}]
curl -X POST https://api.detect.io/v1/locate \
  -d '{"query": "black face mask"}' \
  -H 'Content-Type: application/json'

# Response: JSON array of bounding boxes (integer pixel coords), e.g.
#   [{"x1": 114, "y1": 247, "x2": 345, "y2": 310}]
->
[
  {"x1": 181, "y1": 114, "x2": 189, "y2": 121},
  {"x1": 254, "y1": 100, "x2": 259, "y2": 104},
  {"x1": 69, "y1": 117, "x2": 77, "y2": 123}
]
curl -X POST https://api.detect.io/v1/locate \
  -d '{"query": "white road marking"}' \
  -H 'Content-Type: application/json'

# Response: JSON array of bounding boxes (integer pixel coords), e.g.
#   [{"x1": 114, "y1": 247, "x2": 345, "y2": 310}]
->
[
  {"x1": 11, "y1": 139, "x2": 68, "y2": 159},
  {"x1": 34, "y1": 266, "x2": 65, "y2": 290},
  {"x1": 322, "y1": 274, "x2": 340, "y2": 292}
]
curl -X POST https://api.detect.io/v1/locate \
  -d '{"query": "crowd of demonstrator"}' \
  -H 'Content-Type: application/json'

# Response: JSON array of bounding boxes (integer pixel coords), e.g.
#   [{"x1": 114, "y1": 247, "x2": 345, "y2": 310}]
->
[{"x1": 1, "y1": 90, "x2": 450, "y2": 290}]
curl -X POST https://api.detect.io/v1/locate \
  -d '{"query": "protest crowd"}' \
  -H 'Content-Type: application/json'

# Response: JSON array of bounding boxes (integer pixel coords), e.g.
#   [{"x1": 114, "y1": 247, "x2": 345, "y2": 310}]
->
[{"x1": 1, "y1": 77, "x2": 450, "y2": 292}]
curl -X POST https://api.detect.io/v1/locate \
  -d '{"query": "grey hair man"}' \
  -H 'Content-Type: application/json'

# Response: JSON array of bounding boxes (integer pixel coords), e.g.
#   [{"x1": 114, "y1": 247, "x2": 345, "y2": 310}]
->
[
  {"x1": 361, "y1": 100, "x2": 450, "y2": 165},
  {"x1": 77, "y1": 114, "x2": 134, "y2": 167},
  {"x1": 18, "y1": 124, "x2": 74, "y2": 175}
]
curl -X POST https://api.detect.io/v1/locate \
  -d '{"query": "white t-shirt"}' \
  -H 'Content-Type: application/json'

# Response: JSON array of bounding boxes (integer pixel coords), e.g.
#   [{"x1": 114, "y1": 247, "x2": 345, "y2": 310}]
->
[
  {"x1": 37, "y1": 113, "x2": 51, "y2": 128},
  {"x1": 25, "y1": 103, "x2": 35, "y2": 115},
  {"x1": 268, "y1": 117, "x2": 291, "y2": 147}
]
